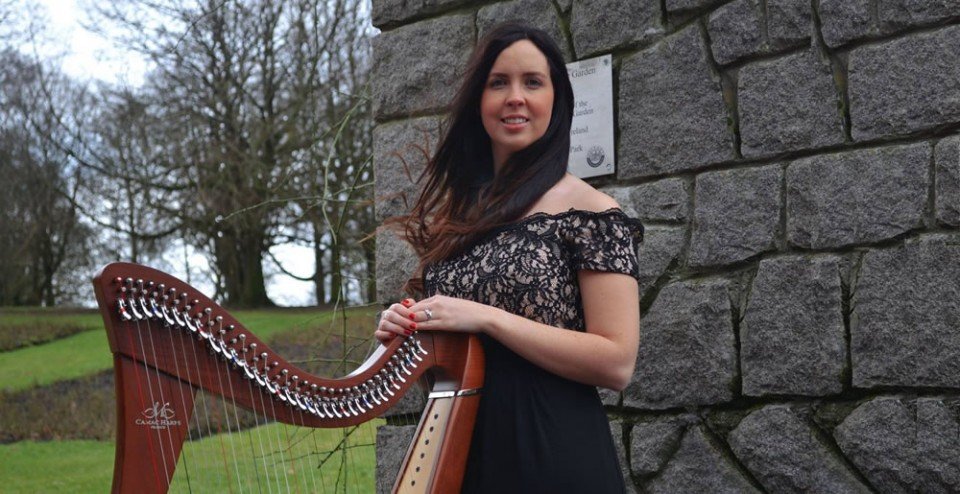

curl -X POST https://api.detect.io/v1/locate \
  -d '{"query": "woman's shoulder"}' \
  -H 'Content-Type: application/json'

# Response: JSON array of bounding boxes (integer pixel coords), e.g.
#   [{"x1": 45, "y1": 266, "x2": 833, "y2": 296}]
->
[{"x1": 529, "y1": 173, "x2": 619, "y2": 216}]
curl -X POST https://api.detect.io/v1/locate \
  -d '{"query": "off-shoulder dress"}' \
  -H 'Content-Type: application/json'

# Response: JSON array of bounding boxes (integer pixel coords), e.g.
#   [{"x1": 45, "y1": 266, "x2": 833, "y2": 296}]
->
[{"x1": 423, "y1": 208, "x2": 644, "y2": 494}]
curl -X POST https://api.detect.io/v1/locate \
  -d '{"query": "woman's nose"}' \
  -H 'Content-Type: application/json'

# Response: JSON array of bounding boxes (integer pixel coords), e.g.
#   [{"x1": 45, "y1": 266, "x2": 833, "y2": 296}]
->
[{"x1": 506, "y1": 85, "x2": 525, "y2": 106}]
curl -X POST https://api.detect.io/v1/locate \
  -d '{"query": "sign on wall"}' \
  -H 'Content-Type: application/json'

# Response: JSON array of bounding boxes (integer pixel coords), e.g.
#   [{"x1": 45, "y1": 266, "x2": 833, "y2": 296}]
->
[{"x1": 566, "y1": 54, "x2": 615, "y2": 179}]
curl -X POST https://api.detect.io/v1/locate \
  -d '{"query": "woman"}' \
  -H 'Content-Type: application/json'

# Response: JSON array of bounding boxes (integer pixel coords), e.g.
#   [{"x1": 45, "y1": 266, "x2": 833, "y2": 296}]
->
[{"x1": 376, "y1": 22, "x2": 642, "y2": 493}]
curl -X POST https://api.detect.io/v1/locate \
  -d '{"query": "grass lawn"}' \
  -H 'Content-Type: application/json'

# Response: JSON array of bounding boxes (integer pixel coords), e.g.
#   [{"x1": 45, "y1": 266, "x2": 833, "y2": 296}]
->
[
  {"x1": 0, "y1": 306, "x2": 378, "y2": 393},
  {"x1": 0, "y1": 439, "x2": 115, "y2": 493},
  {"x1": 0, "y1": 420, "x2": 381, "y2": 493}
]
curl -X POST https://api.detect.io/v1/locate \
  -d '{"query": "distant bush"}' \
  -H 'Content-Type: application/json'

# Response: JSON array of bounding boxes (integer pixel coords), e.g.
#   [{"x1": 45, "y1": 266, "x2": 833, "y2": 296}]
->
[
  {"x1": 0, "y1": 370, "x2": 115, "y2": 442},
  {"x1": 0, "y1": 322, "x2": 92, "y2": 352}
]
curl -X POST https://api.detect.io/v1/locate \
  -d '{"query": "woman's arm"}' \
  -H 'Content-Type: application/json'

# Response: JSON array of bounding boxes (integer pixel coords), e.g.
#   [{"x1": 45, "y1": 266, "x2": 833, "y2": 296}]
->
[{"x1": 375, "y1": 270, "x2": 640, "y2": 391}]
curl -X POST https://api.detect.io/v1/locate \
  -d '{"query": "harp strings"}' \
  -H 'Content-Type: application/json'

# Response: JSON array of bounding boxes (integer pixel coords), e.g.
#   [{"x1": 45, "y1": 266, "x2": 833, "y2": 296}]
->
[{"x1": 120, "y1": 278, "x2": 381, "y2": 493}]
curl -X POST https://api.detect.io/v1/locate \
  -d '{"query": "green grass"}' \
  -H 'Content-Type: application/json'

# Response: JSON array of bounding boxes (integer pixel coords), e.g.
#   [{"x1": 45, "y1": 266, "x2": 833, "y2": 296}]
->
[
  {"x1": 0, "y1": 439, "x2": 115, "y2": 493},
  {"x1": 0, "y1": 310, "x2": 103, "y2": 351},
  {"x1": 0, "y1": 306, "x2": 377, "y2": 393},
  {"x1": 0, "y1": 420, "x2": 381, "y2": 493}
]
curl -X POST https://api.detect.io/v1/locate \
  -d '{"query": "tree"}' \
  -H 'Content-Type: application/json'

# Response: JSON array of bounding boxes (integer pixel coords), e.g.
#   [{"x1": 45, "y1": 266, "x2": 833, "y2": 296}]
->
[
  {"x1": 0, "y1": 49, "x2": 96, "y2": 306},
  {"x1": 85, "y1": 0, "x2": 375, "y2": 307}
]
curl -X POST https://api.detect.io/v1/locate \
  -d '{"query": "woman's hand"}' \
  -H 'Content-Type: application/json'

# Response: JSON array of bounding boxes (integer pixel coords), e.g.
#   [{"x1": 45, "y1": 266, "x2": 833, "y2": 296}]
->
[
  {"x1": 374, "y1": 298, "x2": 419, "y2": 344},
  {"x1": 374, "y1": 295, "x2": 492, "y2": 345},
  {"x1": 405, "y1": 295, "x2": 495, "y2": 334}
]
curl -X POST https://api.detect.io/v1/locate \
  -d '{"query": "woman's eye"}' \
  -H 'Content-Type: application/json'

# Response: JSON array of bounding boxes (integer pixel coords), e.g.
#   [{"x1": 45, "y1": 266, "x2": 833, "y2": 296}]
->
[
  {"x1": 489, "y1": 79, "x2": 506, "y2": 88},
  {"x1": 526, "y1": 78, "x2": 543, "y2": 88}
]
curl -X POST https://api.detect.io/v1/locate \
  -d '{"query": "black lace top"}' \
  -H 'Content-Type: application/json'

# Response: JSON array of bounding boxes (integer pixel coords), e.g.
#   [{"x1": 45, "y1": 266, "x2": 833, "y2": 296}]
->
[{"x1": 423, "y1": 208, "x2": 643, "y2": 494}]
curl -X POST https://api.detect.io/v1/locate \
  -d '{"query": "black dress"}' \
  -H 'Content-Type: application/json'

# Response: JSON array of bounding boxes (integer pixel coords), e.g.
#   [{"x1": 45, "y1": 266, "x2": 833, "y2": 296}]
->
[{"x1": 423, "y1": 208, "x2": 644, "y2": 494}]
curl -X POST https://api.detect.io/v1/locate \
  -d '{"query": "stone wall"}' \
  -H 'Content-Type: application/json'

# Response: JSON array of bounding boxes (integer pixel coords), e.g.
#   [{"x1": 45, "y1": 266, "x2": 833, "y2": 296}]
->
[{"x1": 370, "y1": 0, "x2": 960, "y2": 492}]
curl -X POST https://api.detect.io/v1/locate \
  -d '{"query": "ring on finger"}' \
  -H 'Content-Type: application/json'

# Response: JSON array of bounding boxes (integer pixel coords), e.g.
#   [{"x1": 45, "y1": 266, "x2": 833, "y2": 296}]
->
[{"x1": 424, "y1": 308, "x2": 433, "y2": 321}]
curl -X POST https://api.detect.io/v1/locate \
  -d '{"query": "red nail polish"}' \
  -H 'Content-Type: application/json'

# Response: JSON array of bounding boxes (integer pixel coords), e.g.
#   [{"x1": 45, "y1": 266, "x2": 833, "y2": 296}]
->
[
  {"x1": 404, "y1": 329, "x2": 413, "y2": 336},
  {"x1": 410, "y1": 322, "x2": 417, "y2": 330},
  {"x1": 409, "y1": 313, "x2": 416, "y2": 320}
]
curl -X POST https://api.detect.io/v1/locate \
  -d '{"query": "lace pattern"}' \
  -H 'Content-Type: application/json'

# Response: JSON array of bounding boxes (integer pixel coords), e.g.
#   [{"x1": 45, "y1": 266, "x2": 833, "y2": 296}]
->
[{"x1": 424, "y1": 208, "x2": 644, "y2": 331}]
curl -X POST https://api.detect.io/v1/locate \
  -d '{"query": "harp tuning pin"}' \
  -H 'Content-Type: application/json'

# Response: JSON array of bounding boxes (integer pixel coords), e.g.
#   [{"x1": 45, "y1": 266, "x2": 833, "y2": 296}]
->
[
  {"x1": 227, "y1": 324, "x2": 235, "y2": 331},
  {"x1": 249, "y1": 343, "x2": 257, "y2": 350},
  {"x1": 260, "y1": 352, "x2": 268, "y2": 359},
  {"x1": 238, "y1": 333, "x2": 246, "y2": 340},
  {"x1": 113, "y1": 277, "x2": 122, "y2": 284},
  {"x1": 215, "y1": 316, "x2": 223, "y2": 322},
  {"x1": 230, "y1": 338, "x2": 238, "y2": 345},
  {"x1": 204, "y1": 307, "x2": 212, "y2": 315}
]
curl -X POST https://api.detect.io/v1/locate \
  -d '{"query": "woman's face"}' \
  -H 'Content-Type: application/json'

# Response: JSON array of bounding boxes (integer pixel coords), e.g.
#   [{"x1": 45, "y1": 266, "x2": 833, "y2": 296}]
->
[{"x1": 480, "y1": 40, "x2": 555, "y2": 170}]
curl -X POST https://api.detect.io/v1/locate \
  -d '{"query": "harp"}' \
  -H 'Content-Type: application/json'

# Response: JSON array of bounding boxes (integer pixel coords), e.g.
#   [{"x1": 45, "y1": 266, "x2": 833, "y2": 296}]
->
[{"x1": 93, "y1": 262, "x2": 484, "y2": 493}]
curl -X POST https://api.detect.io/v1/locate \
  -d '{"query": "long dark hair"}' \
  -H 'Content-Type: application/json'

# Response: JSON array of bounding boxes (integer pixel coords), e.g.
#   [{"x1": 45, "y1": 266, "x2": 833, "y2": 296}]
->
[{"x1": 391, "y1": 22, "x2": 574, "y2": 292}]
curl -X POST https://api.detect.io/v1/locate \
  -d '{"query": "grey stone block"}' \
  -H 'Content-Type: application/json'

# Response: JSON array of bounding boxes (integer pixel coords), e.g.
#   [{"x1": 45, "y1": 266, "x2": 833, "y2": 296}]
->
[
  {"x1": 625, "y1": 278, "x2": 737, "y2": 409},
  {"x1": 936, "y1": 134, "x2": 960, "y2": 226},
  {"x1": 373, "y1": 116, "x2": 443, "y2": 221},
  {"x1": 570, "y1": 0, "x2": 663, "y2": 58},
  {"x1": 631, "y1": 418, "x2": 684, "y2": 476},
  {"x1": 371, "y1": 0, "x2": 469, "y2": 29},
  {"x1": 689, "y1": 165, "x2": 781, "y2": 267},
  {"x1": 916, "y1": 398, "x2": 960, "y2": 492},
  {"x1": 739, "y1": 49, "x2": 844, "y2": 157},
  {"x1": 819, "y1": 0, "x2": 875, "y2": 48},
  {"x1": 848, "y1": 25, "x2": 960, "y2": 141},
  {"x1": 768, "y1": 0, "x2": 812, "y2": 49},
  {"x1": 610, "y1": 421, "x2": 638, "y2": 493},
  {"x1": 610, "y1": 178, "x2": 691, "y2": 222},
  {"x1": 741, "y1": 255, "x2": 845, "y2": 397},
  {"x1": 372, "y1": 14, "x2": 475, "y2": 120},
  {"x1": 851, "y1": 234, "x2": 960, "y2": 388},
  {"x1": 878, "y1": 0, "x2": 960, "y2": 32},
  {"x1": 381, "y1": 382, "x2": 427, "y2": 418},
  {"x1": 729, "y1": 405, "x2": 869, "y2": 493},
  {"x1": 666, "y1": 0, "x2": 724, "y2": 14},
  {"x1": 707, "y1": 0, "x2": 764, "y2": 65},
  {"x1": 833, "y1": 397, "x2": 960, "y2": 492},
  {"x1": 599, "y1": 387, "x2": 621, "y2": 406},
  {"x1": 477, "y1": 0, "x2": 571, "y2": 60},
  {"x1": 645, "y1": 426, "x2": 761, "y2": 493},
  {"x1": 619, "y1": 25, "x2": 733, "y2": 178},
  {"x1": 636, "y1": 226, "x2": 686, "y2": 300},
  {"x1": 376, "y1": 228, "x2": 418, "y2": 303},
  {"x1": 376, "y1": 424, "x2": 417, "y2": 494},
  {"x1": 786, "y1": 143, "x2": 929, "y2": 249},
  {"x1": 835, "y1": 397, "x2": 917, "y2": 493}
]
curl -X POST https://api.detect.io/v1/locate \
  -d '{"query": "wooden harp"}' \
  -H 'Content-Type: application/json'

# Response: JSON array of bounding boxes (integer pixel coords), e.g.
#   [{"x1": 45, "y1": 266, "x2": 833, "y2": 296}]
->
[{"x1": 93, "y1": 262, "x2": 484, "y2": 493}]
